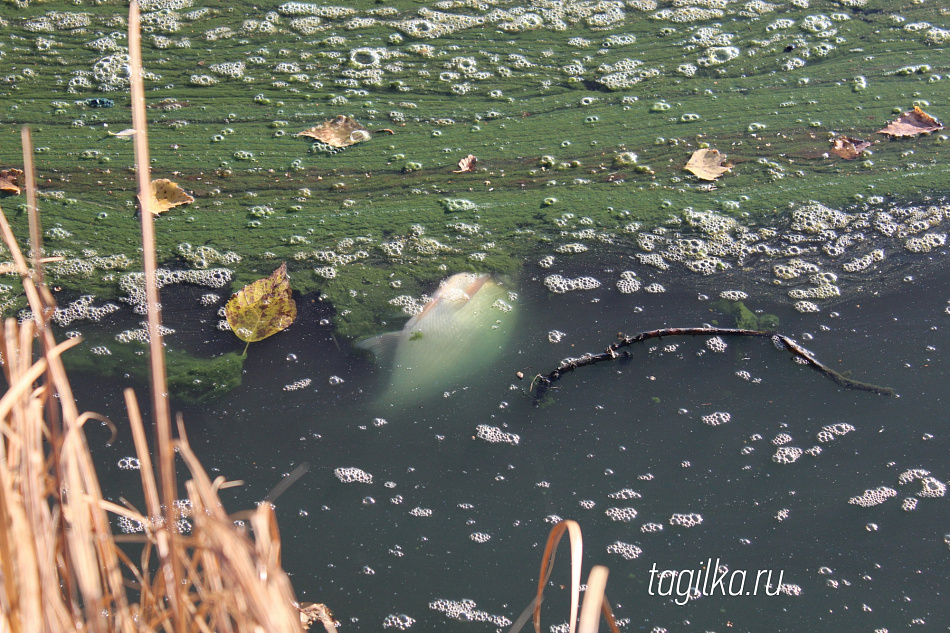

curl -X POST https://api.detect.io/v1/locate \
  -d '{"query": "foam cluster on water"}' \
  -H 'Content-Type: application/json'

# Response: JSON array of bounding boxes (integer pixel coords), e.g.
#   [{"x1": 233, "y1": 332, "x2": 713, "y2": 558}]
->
[
  {"x1": 117, "y1": 457, "x2": 141, "y2": 470},
  {"x1": 47, "y1": 253, "x2": 132, "y2": 278},
  {"x1": 283, "y1": 378, "x2": 312, "y2": 391},
  {"x1": 616, "y1": 271, "x2": 641, "y2": 293},
  {"x1": 178, "y1": 244, "x2": 242, "y2": 269},
  {"x1": 772, "y1": 446, "x2": 803, "y2": 464},
  {"x1": 475, "y1": 424, "x2": 520, "y2": 445},
  {"x1": 119, "y1": 268, "x2": 232, "y2": 315},
  {"x1": 333, "y1": 467, "x2": 373, "y2": 484},
  {"x1": 669, "y1": 513, "x2": 703, "y2": 527},
  {"x1": 816, "y1": 422, "x2": 855, "y2": 443},
  {"x1": 428, "y1": 599, "x2": 510, "y2": 628},
  {"x1": 19, "y1": 295, "x2": 120, "y2": 328},
  {"x1": 898, "y1": 469, "x2": 947, "y2": 498},
  {"x1": 701, "y1": 411, "x2": 730, "y2": 426},
  {"x1": 605, "y1": 507, "x2": 638, "y2": 522},
  {"x1": 116, "y1": 322, "x2": 176, "y2": 343},
  {"x1": 382, "y1": 614, "x2": 416, "y2": 630},
  {"x1": 608, "y1": 488, "x2": 641, "y2": 500},
  {"x1": 772, "y1": 433, "x2": 793, "y2": 446},
  {"x1": 545, "y1": 198, "x2": 950, "y2": 312},
  {"x1": 543, "y1": 274, "x2": 601, "y2": 293},
  {"x1": 607, "y1": 541, "x2": 643, "y2": 560},
  {"x1": 848, "y1": 486, "x2": 897, "y2": 507},
  {"x1": 705, "y1": 336, "x2": 727, "y2": 353}
]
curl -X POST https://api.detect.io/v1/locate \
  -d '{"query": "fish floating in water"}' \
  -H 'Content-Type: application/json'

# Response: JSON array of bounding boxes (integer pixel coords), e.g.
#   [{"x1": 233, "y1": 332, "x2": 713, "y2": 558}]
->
[{"x1": 357, "y1": 272, "x2": 516, "y2": 407}]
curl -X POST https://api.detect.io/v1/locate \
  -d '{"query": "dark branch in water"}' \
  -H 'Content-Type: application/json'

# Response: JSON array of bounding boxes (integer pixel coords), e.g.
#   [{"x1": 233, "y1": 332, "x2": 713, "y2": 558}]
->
[{"x1": 529, "y1": 327, "x2": 895, "y2": 405}]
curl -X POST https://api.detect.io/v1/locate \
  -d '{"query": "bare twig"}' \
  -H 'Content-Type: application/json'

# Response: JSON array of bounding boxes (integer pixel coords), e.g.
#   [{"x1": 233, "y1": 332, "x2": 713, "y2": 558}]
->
[{"x1": 531, "y1": 327, "x2": 895, "y2": 405}]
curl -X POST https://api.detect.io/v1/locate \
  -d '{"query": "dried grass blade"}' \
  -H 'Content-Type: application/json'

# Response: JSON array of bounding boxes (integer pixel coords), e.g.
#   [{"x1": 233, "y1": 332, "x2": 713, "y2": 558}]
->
[
  {"x1": 0, "y1": 204, "x2": 80, "y2": 429},
  {"x1": 175, "y1": 416, "x2": 304, "y2": 632},
  {"x1": 60, "y1": 414, "x2": 134, "y2": 632},
  {"x1": 0, "y1": 356, "x2": 48, "y2": 424},
  {"x1": 531, "y1": 520, "x2": 582, "y2": 633},
  {"x1": 600, "y1": 597, "x2": 620, "y2": 633},
  {"x1": 124, "y1": 389, "x2": 163, "y2": 534},
  {"x1": 578, "y1": 566, "x2": 608, "y2": 633}
]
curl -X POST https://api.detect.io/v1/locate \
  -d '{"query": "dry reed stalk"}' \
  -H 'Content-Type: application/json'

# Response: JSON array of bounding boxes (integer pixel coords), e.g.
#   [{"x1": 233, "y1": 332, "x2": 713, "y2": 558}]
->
[
  {"x1": 20, "y1": 126, "x2": 43, "y2": 286},
  {"x1": 127, "y1": 3, "x2": 183, "y2": 627},
  {"x1": 0, "y1": 299, "x2": 310, "y2": 631},
  {"x1": 508, "y1": 521, "x2": 620, "y2": 633},
  {"x1": 0, "y1": 2, "x2": 320, "y2": 629}
]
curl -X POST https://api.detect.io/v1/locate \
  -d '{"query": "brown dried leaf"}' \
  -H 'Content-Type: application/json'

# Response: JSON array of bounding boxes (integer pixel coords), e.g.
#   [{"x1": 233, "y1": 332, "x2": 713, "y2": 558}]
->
[
  {"x1": 0, "y1": 168, "x2": 24, "y2": 195},
  {"x1": 146, "y1": 178, "x2": 194, "y2": 215},
  {"x1": 684, "y1": 148, "x2": 732, "y2": 181},
  {"x1": 296, "y1": 115, "x2": 371, "y2": 148},
  {"x1": 453, "y1": 154, "x2": 478, "y2": 173},
  {"x1": 877, "y1": 106, "x2": 944, "y2": 137},
  {"x1": 830, "y1": 136, "x2": 872, "y2": 160}
]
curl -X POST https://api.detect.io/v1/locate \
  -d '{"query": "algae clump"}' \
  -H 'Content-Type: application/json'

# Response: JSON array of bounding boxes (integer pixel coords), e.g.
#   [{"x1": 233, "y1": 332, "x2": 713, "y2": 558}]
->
[{"x1": 711, "y1": 299, "x2": 779, "y2": 331}]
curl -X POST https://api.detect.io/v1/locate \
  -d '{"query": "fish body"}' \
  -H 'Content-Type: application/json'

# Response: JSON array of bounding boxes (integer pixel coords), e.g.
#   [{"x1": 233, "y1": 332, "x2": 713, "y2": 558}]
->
[{"x1": 357, "y1": 273, "x2": 515, "y2": 406}]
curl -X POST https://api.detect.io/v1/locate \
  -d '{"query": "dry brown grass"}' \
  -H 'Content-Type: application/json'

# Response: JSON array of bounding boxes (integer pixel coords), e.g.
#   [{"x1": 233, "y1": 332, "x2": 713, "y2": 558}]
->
[{"x1": 0, "y1": 3, "x2": 328, "y2": 631}]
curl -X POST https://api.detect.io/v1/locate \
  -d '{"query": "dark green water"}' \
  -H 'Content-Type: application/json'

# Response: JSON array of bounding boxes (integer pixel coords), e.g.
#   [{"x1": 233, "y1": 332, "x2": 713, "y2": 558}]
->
[
  {"x1": 3, "y1": 0, "x2": 950, "y2": 631},
  {"x1": 77, "y1": 257, "x2": 949, "y2": 633}
]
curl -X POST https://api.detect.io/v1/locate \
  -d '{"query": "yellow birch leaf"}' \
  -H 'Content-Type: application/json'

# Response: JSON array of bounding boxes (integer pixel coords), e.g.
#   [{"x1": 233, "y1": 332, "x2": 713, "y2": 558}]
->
[
  {"x1": 225, "y1": 263, "x2": 297, "y2": 346},
  {"x1": 684, "y1": 148, "x2": 732, "y2": 181},
  {"x1": 147, "y1": 178, "x2": 194, "y2": 215}
]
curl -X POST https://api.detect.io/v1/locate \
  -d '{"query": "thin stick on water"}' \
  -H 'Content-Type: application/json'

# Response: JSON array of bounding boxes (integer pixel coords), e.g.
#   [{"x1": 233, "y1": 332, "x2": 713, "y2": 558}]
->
[
  {"x1": 530, "y1": 327, "x2": 895, "y2": 405},
  {"x1": 128, "y1": 1, "x2": 183, "y2": 629}
]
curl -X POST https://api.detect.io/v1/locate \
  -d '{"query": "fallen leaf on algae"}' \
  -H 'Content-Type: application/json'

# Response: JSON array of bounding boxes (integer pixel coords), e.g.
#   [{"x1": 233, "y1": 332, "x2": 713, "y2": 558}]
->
[
  {"x1": 146, "y1": 178, "x2": 194, "y2": 215},
  {"x1": 0, "y1": 168, "x2": 24, "y2": 195},
  {"x1": 830, "y1": 137, "x2": 872, "y2": 160},
  {"x1": 685, "y1": 148, "x2": 732, "y2": 181},
  {"x1": 296, "y1": 115, "x2": 371, "y2": 148},
  {"x1": 453, "y1": 154, "x2": 478, "y2": 173},
  {"x1": 877, "y1": 106, "x2": 944, "y2": 137},
  {"x1": 225, "y1": 263, "x2": 297, "y2": 350}
]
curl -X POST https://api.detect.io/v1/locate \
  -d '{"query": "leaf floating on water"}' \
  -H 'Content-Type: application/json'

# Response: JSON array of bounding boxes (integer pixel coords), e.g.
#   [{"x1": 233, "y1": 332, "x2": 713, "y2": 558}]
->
[
  {"x1": 684, "y1": 148, "x2": 732, "y2": 181},
  {"x1": 107, "y1": 128, "x2": 137, "y2": 138},
  {"x1": 225, "y1": 262, "x2": 297, "y2": 346},
  {"x1": 877, "y1": 106, "x2": 944, "y2": 137},
  {"x1": 146, "y1": 178, "x2": 194, "y2": 215},
  {"x1": 830, "y1": 136, "x2": 872, "y2": 160},
  {"x1": 453, "y1": 154, "x2": 478, "y2": 173},
  {"x1": 296, "y1": 115, "x2": 371, "y2": 148},
  {"x1": 0, "y1": 168, "x2": 24, "y2": 195}
]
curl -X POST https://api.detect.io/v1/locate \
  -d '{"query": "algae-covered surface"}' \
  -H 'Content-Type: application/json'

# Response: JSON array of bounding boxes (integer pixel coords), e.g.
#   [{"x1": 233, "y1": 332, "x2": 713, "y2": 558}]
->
[
  {"x1": 3, "y1": 0, "x2": 950, "y2": 630},
  {"x1": 2, "y1": 0, "x2": 949, "y2": 343}
]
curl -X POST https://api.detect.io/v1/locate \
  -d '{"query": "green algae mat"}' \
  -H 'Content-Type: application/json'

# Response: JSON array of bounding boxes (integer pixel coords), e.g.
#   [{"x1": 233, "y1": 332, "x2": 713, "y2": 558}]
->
[{"x1": 1, "y1": 0, "x2": 948, "y2": 398}]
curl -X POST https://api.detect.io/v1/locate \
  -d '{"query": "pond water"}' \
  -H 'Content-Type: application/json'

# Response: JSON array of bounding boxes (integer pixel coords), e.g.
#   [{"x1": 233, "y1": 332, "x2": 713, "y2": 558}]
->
[
  {"x1": 2, "y1": 0, "x2": 950, "y2": 631},
  {"x1": 74, "y1": 252, "x2": 950, "y2": 633}
]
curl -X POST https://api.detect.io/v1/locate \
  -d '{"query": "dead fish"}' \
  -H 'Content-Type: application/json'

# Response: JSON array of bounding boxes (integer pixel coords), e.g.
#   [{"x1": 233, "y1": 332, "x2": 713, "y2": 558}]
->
[{"x1": 357, "y1": 272, "x2": 516, "y2": 406}]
